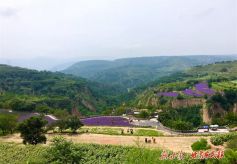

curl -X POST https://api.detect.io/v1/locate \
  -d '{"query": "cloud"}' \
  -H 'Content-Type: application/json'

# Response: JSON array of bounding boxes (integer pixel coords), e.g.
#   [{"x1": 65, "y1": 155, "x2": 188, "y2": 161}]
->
[
  {"x1": 0, "y1": 7, "x2": 18, "y2": 17},
  {"x1": 0, "y1": 0, "x2": 236, "y2": 63},
  {"x1": 194, "y1": 8, "x2": 216, "y2": 20}
]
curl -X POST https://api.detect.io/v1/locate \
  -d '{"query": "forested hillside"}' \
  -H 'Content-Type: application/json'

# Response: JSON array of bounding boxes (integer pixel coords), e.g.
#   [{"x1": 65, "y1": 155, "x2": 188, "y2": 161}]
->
[
  {"x1": 0, "y1": 65, "x2": 123, "y2": 116},
  {"x1": 128, "y1": 60, "x2": 237, "y2": 130},
  {"x1": 63, "y1": 55, "x2": 237, "y2": 90},
  {"x1": 133, "y1": 60, "x2": 237, "y2": 107}
]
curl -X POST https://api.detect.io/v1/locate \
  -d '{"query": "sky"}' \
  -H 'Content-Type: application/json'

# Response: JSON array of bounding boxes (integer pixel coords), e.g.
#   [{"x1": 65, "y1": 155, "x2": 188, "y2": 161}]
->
[{"x1": 0, "y1": 0, "x2": 236, "y2": 70}]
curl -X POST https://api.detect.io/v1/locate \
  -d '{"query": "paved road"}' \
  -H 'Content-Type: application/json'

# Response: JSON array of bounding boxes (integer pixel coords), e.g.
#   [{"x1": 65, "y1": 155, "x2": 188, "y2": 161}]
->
[
  {"x1": 131, "y1": 119, "x2": 229, "y2": 135},
  {"x1": 130, "y1": 120, "x2": 183, "y2": 135}
]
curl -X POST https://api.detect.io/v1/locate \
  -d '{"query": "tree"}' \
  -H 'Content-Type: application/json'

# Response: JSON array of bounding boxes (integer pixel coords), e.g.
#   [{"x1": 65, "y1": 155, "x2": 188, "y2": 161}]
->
[
  {"x1": 139, "y1": 111, "x2": 149, "y2": 119},
  {"x1": 36, "y1": 105, "x2": 51, "y2": 114},
  {"x1": 224, "y1": 89, "x2": 237, "y2": 105},
  {"x1": 56, "y1": 119, "x2": 67, "y2": 133},
  {"x1": 0, "y1": 114, "x2": 18, "y2": 134},
  {"x1": 114, "y1": 106, "x2": 126, "y2": 115},
  {"x1": 10, "y1": 99, "x2": 36, "y2": 111},
  {"x1": 50, "y1": 109, "x2": 69, "y2": 119},
  {"x1": 177, "y1": 94, "x2": 184, "y2": 100},
  {"x1": 158, "y1": 96, "x2": 167, "y2": 105},
  {"x1": 66, "y1": 116, "x2": 83, "y2": 133},
  {"x1": 220, "y1": 67, "x2": 228, "y2": 72},
  {"x1": 224, "y1": 112, "x2": 237, "y2": 125},
  {"x1": 172, "y1": 120, "x2": 193, "y2": 131},
  {"x1": 17, "y1": 116, "x2": 47, "y2": 145}
]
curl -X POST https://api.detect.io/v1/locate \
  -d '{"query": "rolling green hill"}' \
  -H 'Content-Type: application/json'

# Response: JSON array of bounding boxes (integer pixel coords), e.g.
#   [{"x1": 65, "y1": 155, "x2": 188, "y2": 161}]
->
[
  {"x1": 63, "y1": 55, "x2": 237, "y2": 90},
  {"x1": 132, "y1": 60, "x2": 237, "y2": 108},
  {"x1": 0, "y1": 65, "x2": 122, "y2": 116},
  {"x1": 186, "y1": 60, "x2": 237, "y2": 79},
  {"x1": 129, "y1": 60, "x2": 237, "y2": 128}
]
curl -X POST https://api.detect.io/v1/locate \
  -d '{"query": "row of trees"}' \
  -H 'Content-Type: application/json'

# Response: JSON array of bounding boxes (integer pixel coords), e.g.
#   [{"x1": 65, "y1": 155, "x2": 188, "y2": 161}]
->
[
  {"x1": 56, "y1": 116, "x2": 83, "y2": 133},
  {"x1": 158, "y1": 106, "x2": 202, "y2": 131},
  {"x1": 0, "y1": 113, "x2": 83, "y2": 145},
  {"x1": 207, "y1": 89, "x2": 237, "y2": 126},
  {"x1": 0, "y1": 97, "x2": 72, "y2": 113},
  {"x1": 208, "y1": 89, "x2": 237, "y2": 111}
]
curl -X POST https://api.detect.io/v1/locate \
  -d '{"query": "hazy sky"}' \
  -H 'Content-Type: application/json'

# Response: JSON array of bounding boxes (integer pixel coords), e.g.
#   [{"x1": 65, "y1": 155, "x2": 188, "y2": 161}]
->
[{"x1": 0, "y1": 0, "x2": 236, "y2": 69}]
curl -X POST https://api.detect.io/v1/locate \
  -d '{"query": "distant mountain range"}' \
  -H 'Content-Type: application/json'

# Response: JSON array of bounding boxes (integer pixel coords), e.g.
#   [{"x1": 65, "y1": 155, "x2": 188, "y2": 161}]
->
[
  {"x1": 0, "y1": 57, "x2": 76, "y2": 71},
  {"x1": 1, "y1": 55, "x2": 237, "y2": 116},
  {"x1": 62, "y1": 55, "x2": 237, "y2": 90}
]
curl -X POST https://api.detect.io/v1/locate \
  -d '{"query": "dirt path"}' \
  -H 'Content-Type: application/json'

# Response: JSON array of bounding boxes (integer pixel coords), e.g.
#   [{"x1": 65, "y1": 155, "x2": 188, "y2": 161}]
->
[
  {"x1": 0, "y1": 133, "x2": 214, "y2": 153},
  {"x1": 59, "y1": 134, "x2": 208, "y2": 153}
]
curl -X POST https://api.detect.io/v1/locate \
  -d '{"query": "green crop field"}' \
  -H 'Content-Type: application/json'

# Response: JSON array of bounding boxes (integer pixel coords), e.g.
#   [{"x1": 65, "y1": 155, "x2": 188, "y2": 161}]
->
[
  {"x1": 232, "y1": 80, "x2": 237, "y2": 84},
  {"x1": 76, "y1": 127, "x2": 164, "y2": 136},
  {"x1": 0, "y1": 142, "x2": 193, "y2": 164},
  {"x1": 212, "y1": 81, "x2": 237, "y2": 91}
]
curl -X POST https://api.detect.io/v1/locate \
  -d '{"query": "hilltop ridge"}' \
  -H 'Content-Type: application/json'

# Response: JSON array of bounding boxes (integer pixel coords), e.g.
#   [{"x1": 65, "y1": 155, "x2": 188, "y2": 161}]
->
[{"x1": 62, "y1": 55, "x2": 237, "y2": 90}]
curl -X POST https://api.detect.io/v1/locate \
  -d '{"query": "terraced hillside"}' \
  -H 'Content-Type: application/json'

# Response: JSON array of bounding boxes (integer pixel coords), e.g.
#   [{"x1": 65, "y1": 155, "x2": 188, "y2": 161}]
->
[
  {"x1": 134, "y1": 60, "x2": 237, "y2": 108},
  {"x1": 130, "y1": 61, "x2": 237, "y2": 129}
]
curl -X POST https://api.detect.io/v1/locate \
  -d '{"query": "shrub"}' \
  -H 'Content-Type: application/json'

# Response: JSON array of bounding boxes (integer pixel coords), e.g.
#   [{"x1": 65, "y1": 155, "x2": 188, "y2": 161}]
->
[
  {"x1": 172, "y1": 120, "x2": 193, "y2": 131},
  {"x1": 191, "y1": 139, "x2": 210, "y2": 151},
  {"x1": 206, "y1": 149, "x2": 237, "y2": 164},
  {"x1": 177, "y1": 94, "x2": 184, "y2": 100},
  {"x1": 222, "y1": 133, "x2": 235, "y2": 142},
  {"x1": 45, "y1": 136, "x2": 83, "y2": 164},
  {"x1": 66, "y1": 116, "x2": 83, "y2": 133},
  {"x1": 210, "y1": 133, "x2": 237, "y2": 146},
  {"x1": 210, "y1": 136, "x2": 224, "y2": 146},
  {"x1": 226, "y1": 136, "x2": 237, "y2": 151}
]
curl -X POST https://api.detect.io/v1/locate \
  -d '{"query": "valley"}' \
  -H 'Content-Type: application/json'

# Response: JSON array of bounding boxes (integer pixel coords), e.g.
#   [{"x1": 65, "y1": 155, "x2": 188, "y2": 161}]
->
[{"x1": 1, "y1": 56, "x2": 237, "y2": 163}]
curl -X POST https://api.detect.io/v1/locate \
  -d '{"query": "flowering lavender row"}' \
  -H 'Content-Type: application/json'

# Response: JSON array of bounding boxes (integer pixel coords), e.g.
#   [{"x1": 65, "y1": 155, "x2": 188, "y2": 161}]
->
[
  {"x1": 195, "y1": 83, "x2": 209, "y2": 89},
  {"x1": 157, "y1": 82, "x2": 215, "y2": 97},
  {"x1": 17, "y1": 113, "x2": 40, "y2": 122},
  {"x1": 81, "y1": 116, "x2": 132, "y2": 126},
  {"x1": 18, "y1": 113, "x2": 57, "y2": 125},
  {"x1": 195, "y1": 83, "x2": 215, "y2": 95},
  {"x1": 157, "y1": 92, "x2": 179, "y2": 97},
  {"x1": 183, "y1": 89, "x2": 203, "y2": 97}
]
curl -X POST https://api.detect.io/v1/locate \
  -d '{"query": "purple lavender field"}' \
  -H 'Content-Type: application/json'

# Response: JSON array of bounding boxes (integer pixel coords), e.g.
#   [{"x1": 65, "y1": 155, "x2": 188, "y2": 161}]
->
[
  {"x1": 0, "y1": 110, "x2": 58, "y2": 125},
  {"x1": 158, "y1": 82, "x2": 215, "y2": 98},
  {"x1": 157, "y1": 92, "x2": 179, "y2": 97},
  {"x1": 183, "y1": 89, "x2": 203, "y2": 97},
  {"x1": 195, "y1": 83, "x2": 215, "y2": 95},
  {"x1": 17, "y1": 113, "x2": 58, "y2": 125},
  {"x1": 182, "y1": 82, "x2": 215, "y2": 96},
  {"x1": 81, "y1": 116, "x2": 132, "y2": 126}
]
